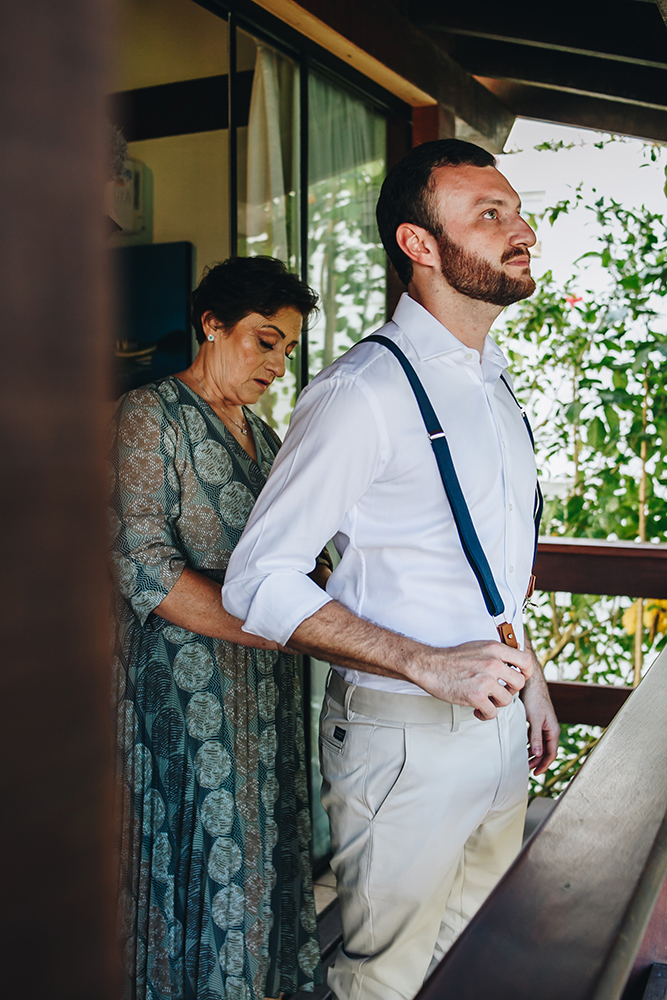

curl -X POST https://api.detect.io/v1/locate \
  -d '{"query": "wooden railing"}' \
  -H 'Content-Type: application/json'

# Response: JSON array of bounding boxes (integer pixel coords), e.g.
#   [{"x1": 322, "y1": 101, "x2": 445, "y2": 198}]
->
[
  {"x1": 535, "y1": 537, "x2": 667, "y2": 727},
  {"x1": 416, "y1": 647, "x2": 667, "y2": 1000}
]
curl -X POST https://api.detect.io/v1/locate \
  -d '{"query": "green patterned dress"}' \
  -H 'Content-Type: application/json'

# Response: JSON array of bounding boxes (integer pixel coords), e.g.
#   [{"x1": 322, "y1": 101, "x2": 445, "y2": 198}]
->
[{"x1": 110, "y1": 376, "x2": 321, "y2": 1000}]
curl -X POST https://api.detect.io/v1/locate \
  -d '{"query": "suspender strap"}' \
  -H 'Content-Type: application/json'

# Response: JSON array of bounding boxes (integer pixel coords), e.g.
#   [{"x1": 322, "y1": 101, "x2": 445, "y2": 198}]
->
[{"x1": 364, "y1": 334, "x2": 542, "y2": 635}]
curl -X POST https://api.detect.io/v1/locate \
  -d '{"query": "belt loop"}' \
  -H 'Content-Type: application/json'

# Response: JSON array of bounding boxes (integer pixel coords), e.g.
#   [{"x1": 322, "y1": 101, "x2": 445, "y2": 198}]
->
[
  {"x1": 451, "y1": 703, "x2": 460, "y2": 733},
  {"x1": 344, "y1": 682, "x2": 356, "y2": 721}
]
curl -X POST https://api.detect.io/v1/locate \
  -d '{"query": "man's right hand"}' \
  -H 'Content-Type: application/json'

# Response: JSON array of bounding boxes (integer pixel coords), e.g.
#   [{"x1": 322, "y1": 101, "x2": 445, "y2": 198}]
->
[{"x1": 408, "y1": 640, "x2": 534, "y2": 720}]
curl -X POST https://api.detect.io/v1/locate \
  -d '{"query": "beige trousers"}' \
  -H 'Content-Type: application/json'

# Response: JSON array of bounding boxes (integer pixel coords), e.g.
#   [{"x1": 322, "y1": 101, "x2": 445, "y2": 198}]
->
[{"x1": 319, "y1": 672, "x2": 529, "y2": 1000}]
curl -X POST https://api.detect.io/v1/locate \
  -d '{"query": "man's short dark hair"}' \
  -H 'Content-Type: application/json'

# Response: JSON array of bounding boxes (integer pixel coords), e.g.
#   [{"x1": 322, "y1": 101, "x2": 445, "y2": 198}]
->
[
  {"x1": 191, "y1": 256, "x2": 318, "y2": 344},
  {"x1": 376, "y1": 139, "x2": 497, "y2": 286}
]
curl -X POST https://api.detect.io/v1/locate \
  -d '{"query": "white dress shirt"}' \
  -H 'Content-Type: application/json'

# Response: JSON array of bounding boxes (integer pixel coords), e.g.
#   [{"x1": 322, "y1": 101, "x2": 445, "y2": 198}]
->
[{"x1": 223, "y1": 293, "x2": 537, "y2": 695}]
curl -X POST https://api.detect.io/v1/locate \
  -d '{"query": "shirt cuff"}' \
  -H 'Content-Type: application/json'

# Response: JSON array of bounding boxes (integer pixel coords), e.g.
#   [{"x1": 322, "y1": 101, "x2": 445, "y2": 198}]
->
[{"x1": 230, "y1": 571, "x2": 333, "y2": 646}]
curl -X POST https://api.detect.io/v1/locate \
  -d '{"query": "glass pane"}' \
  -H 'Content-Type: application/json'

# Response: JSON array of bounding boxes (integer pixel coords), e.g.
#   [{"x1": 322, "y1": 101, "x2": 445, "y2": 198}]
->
[
  {"x1": 307, "y1": 72, "x2": 387, "y2": 379},
  {"x1": 237, "y1": 29, "x2": 301, "y2": 438},
  {"x1": 109, "y1": 0, "x2": 232, "y2": 392}
]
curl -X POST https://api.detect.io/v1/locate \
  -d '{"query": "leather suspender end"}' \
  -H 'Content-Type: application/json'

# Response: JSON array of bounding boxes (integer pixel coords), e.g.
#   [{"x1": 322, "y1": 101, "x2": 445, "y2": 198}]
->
[
  {"x1": 497, "y1": 621, "x2": 519, "y2": 648},
  {"x1": 526, "y1": 573, "x2": 536, "y2": 601}
]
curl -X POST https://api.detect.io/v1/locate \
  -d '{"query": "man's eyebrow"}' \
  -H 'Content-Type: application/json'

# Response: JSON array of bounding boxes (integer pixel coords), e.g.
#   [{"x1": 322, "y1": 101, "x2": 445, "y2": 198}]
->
[{"x1": 474, "y1": 196, "x2": 522, "y2": 211}]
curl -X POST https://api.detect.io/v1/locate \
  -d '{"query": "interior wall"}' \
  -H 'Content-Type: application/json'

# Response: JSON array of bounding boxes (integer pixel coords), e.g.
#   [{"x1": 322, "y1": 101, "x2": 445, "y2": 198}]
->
[
  {"x1": 113, "y1": 0, "x2": 229, "y2": 90},
  {"x1": 127, "y1": 130, "x2": 230, "y2": 278}
]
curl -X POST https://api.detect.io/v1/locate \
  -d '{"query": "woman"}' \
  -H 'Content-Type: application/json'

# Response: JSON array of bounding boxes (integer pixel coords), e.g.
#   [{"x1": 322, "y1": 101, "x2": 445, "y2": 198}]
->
[{"x1": 111, "y1": 256, "x2": 323, "y2": 1000}]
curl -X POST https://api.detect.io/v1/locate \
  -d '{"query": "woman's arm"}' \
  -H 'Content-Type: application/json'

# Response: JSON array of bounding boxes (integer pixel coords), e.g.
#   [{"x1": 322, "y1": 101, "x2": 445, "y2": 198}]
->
[{"x1": 154, "y1": 567, "x2": 278, "y2": 649}]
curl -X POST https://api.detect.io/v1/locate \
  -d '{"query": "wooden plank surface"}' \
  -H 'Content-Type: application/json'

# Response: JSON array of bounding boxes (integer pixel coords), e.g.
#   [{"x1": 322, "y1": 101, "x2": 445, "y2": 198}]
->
[
  {"x1": 534, "y1": 537, "x2": 667, "y2": 598},
  {"x1": 548, "y1": 680, "x2": 632, "y2": 727},
  {"x1": 416, "y1": 649, "x2": 667, "y2": 1000}
]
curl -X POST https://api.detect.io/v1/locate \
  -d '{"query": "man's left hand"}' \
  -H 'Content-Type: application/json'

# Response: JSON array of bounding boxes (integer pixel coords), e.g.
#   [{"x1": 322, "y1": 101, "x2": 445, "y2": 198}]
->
[{"x1": 521, "y1": 644, "x2": 560, "y2": 776}]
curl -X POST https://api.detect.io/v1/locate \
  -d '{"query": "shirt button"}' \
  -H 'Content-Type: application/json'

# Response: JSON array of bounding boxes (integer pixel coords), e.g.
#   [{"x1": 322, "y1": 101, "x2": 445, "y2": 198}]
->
[
  {"x1": 465, "y1": 352, "x2": 472, "y2": 360},
  {"x1": 509, "y1": 566, "x2": 515, "y2": 573},
  {"x1": 509, "y1": 503, "x2": 513, "y2": 511}
]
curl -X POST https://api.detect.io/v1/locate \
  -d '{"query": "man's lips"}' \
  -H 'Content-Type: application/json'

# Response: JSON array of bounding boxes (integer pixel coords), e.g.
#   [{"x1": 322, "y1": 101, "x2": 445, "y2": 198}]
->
[
  {"x1": 502, "y1": 248, "x2": 531, "y2": 267},
  {"x1": 254, "y1": 378, "x2": 271, "y2": 387}
]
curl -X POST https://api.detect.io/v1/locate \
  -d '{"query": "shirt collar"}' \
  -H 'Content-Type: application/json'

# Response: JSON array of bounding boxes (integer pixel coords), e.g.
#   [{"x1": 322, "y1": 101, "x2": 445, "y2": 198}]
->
[{"x1": 391, "y1": 291, "x2": 509, "y2": 374}]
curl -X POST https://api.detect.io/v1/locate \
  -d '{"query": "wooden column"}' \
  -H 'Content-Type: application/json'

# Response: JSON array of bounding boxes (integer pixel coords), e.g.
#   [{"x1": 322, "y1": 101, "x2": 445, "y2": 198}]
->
[
  {"x1": 0, "y1": 2, "x2": 115, "y2": 998},
  {"x1": 412, "y1": 103, "x2": 456, "y2": 145}
]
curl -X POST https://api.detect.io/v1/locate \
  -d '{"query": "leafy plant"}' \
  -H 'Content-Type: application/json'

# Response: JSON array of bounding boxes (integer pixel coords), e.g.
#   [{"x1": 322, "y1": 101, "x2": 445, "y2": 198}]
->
[{"x1": 497, "y1": 191, "x2": 667, "y2": 795}]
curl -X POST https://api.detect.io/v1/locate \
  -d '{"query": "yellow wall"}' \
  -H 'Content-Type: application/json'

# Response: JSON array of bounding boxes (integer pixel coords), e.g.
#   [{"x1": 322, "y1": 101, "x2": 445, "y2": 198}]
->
[
  {"x1": 114, "y1": 0, "x2": 256, "y2": 91},
  {"x1": 114, "y1": 2, "x2": 260, "y2": 283},
  {"x1": 127, "y1": 131, "x2": 230, "y2": 279}
]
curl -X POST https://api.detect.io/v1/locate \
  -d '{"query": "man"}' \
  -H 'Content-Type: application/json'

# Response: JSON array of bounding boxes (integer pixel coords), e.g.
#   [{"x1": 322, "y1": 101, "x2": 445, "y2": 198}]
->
[{"x1": 223, "y1": 139, "x2": 560, "y2": 1000}]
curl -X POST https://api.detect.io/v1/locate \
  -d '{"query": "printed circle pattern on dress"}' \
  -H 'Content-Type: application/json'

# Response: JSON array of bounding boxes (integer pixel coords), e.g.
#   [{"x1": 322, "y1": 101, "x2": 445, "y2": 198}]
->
[
  {"x1": 129, "y1": 743, "x2": 153, "y2": 794},
  {"x1": 220, "y1": 929, "x2": 245, "y2": 976},
  {"x1": 153, "y1": 832, "x2": 172, "y2": 881},
  {"x1": 211, "y1": 883, "x2": 245, "y2": 931},
  {"x1": 181, "y1": 404, "x2": 208, "y2": 444},
  {"x1": 173, "y1": 643, "x2": 215, "y2": 692},
  {"x1": 207, "y1": 837, "x2": 242, "y2": 884},
  {"x1": 162, "y1": 623, "x2": 199, "y2": 644},
  {"x1": 178, "y1": 503, "x2": 223, "y2": 552},
  {"x1": 201, "y1": 788, "x2": 234, "y2": 837},
  {"x1": 298, "y1": 938, "x2": 321, "y2": 976},
  {"x1": 186, "y1": 692, "x2": 223, "y2": 741},
  {"x1": 119, "y1": 407, "x2": 162, "y2": 451},
  {"x1": 256, "y1": 679, "x2": 276, "y2": 721},
  {"x1": 132, "y1": 589, "x2": 168, "y2": 622},
  {"x1": 218, "y1": 481, "x2": 255, "y2": 528},
  {"x1": 145, "y1": 788, "x2": 167, "y2": 833},
  {"x1": 194, "y1": 741, "x2": 231, "y2": 789},
  {"x1": 111, "y1": 552, "x2": 138, "y2": 598},
  {"x1": 258, "y1": 727, "x2": 277, "y2": 766},
  {"x1": 120, "y1": 450, "x2": 164, "y2": 495},
  {"x1": 194, "y1": 439, "x2": 233, "y2": 485},
  {"x1": 156, "y1": 379, "x2": 179, "y2": 402}
]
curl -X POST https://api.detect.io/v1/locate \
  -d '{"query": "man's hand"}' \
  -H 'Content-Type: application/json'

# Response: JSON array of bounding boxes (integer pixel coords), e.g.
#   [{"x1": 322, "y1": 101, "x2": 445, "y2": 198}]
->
[
  {"x1": 521, "y1": 643, "x2": 560, "y2": 775},
  {"x1": 410, "y1": 640, "x2": 534, "y2": 720}
]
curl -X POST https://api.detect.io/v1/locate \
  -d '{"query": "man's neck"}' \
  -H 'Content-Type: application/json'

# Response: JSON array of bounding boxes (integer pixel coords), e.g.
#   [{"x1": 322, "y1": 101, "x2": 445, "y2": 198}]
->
[{"x1": 407, "y1": 279, "x2": 503, "y2": 354}]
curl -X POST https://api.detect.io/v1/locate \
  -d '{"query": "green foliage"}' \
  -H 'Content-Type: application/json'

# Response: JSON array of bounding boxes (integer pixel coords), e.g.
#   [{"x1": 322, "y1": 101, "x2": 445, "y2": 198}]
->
[
  {"x1": 307, "y1": 157, "x2": 387, "y2": 375},
  {"x1": 497, "y1": 190, "x2": 667, "y2": 796}
]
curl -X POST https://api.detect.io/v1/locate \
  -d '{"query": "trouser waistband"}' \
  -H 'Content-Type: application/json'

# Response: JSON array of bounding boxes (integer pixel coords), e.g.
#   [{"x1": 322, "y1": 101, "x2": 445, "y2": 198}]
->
[{"x1": 326, "y1": 669, "x2": 477, "y2": 726}]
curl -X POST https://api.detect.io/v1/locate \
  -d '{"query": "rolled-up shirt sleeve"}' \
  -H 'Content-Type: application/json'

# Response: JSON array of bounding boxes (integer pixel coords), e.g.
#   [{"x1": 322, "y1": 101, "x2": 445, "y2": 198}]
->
[{"x1": 223, "y1": 370, "x2": 388, "y2": 645}]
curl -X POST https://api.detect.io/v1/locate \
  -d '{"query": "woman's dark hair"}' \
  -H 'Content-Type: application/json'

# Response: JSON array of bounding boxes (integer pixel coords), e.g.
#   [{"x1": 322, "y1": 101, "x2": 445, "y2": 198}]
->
[
  {"x1": 376, "y1": 139, "x2": 497, "y2": 286},
  {"x1": 191, "y1": 256, "x2": 319, "y2": 343}
]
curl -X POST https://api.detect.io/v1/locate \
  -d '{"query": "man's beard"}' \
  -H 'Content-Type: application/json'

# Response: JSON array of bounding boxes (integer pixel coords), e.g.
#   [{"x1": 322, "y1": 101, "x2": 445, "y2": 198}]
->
[{"x1": 436, "y1": 229, "x2": 536, "y2": 306}]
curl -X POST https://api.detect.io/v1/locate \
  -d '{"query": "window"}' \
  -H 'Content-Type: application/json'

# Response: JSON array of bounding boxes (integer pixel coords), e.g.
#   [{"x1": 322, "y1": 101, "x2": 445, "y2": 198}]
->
[{"x1": 111, "y1": 0, "x2": 406, "y2": 869}]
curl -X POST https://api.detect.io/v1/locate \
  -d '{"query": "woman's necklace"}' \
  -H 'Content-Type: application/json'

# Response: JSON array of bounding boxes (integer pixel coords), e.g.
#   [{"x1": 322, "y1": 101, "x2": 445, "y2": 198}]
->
[{"x1": 191, "y1": 370, "x2": 248, "y2": 436}]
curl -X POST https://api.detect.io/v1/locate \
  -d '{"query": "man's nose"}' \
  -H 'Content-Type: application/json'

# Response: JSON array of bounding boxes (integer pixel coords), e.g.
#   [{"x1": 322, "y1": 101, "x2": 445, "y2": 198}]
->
[{"x1": 511, "y1": 215, "x2": 537, "y2": 248}]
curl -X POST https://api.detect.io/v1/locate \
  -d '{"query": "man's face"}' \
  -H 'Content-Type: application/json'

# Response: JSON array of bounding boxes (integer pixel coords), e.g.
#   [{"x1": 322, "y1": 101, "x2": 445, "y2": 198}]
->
[{"x1": 430, "y1": 164, "x2": 536, "y2": 306}]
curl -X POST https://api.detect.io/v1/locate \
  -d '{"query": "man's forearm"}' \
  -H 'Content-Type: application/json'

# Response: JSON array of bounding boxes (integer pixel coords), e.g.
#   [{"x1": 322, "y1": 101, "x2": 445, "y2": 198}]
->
[
  {"x1": 289, "y1": 599, "x2": 536, "y2": 718},
  {"x1": 288, "y1": 600, "x2": 417, "y2": 679}
]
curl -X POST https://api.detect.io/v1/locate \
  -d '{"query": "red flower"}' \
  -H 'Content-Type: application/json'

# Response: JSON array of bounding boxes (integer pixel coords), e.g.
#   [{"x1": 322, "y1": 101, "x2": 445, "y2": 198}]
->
[{"x1": 565, "y1": 294, "x2": 583, "y2": 306}]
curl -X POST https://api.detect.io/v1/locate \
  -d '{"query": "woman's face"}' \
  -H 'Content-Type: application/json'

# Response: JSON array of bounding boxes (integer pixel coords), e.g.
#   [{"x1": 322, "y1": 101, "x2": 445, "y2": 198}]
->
[{"x1": 201, "y1": 306, "x2": 303, "y2": 405}]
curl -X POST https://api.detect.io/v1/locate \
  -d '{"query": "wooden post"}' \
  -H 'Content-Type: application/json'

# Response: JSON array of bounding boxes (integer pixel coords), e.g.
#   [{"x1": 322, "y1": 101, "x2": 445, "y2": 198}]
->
[
  {"x1": 0, "y1": 2, "x2": 115, "y2": 998},
  {"x1": 412, "y1": 104, "x2": 456, "y2": 145}
]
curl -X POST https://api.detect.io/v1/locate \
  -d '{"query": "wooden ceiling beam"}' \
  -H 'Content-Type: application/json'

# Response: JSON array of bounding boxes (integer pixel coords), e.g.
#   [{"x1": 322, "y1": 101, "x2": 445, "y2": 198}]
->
[
  {"x1": 450, "y1": 36, "x2": 667, "y2": 111},
  {"x1": 478, "y1": 77, "x2": 667, "y2": 142},
  {"x1": 406, "y1": 0, "x2": 667, "y2": 69}
]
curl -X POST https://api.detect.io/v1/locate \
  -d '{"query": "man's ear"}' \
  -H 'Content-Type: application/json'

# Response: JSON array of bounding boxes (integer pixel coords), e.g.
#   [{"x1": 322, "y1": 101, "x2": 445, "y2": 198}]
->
[{"x1": 395, "y1": 223, "x2": 440, "y2": 271}]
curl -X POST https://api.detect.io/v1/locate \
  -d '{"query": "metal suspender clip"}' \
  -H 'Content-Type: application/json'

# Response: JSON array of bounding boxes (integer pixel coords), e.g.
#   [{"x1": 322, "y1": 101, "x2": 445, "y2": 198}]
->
[{"x1": 429, "y1": 430, "x2": 446, "y2": 441}]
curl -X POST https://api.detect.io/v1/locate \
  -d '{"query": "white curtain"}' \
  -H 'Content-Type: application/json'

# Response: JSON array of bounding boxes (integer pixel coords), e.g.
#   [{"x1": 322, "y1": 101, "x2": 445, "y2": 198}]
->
[{"x1": 245, "y1": 45, "x2": 299, "y2": 266}]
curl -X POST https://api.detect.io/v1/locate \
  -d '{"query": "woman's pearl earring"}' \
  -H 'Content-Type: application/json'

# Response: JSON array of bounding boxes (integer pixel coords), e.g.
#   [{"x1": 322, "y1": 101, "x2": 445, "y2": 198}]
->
[{"x1": 207, "y1": 334, "x2": 215, "y2": 342}]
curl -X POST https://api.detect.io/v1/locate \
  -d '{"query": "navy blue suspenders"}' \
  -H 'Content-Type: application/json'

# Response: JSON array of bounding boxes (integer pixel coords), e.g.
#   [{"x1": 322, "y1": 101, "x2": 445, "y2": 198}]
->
[{"x1": 364, "y1": 334, "x2": 543, "y2": 647}]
